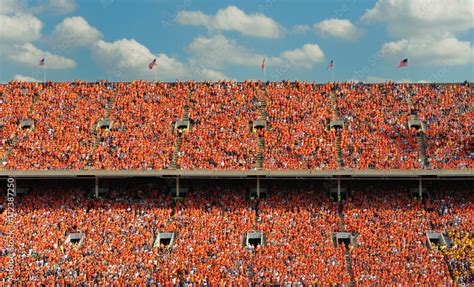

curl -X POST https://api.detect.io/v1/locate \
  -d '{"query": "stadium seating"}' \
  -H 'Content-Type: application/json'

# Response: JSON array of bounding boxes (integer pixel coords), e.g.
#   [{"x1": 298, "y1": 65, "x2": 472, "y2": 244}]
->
[
  {"x1": 264, "y1": 82, "x2": 338, "y2": 169},
  {"x1": 253, "y1": 185, "x2": 350, "y2": 285},
  {"x1": 1, "y1": 81, "x2": 472, "y2": 170},
  {"x1": 1, "y1": 180, "x2": 472, "y2": 285},
  {"x1": 344, "y1": 185, "x2": 449, "y2": 284},
  {"x1": 177, "y1": 81, "x2": 259, "y2": 170}
]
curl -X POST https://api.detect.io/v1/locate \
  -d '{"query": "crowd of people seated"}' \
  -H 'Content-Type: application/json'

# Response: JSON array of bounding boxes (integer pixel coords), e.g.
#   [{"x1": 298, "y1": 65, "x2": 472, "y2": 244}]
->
[
  {"x1": 91, "y1": 81, "x2": 187, "y2": 169},
  {"x1": 253, "y1": 184, "x2": 350, "y2": 285},
  {"x1": 1, "y1": 80, "x2": 472, "y2": 170},
  {"x1": 413, "y1": 84, "x2": 472, "y2": 169},
  {"x1": 177, "y1": 81, "x2": 259, "y2": 170},
  {"x1": 337, "y1": 82, "x2": 422, "y2": 169},
  {"x1": 0, "y1": 180, "x2": 472, "y2": 285},
  {"x1": 264, "y1": 82, "x2": 338, "y2": 169},
  {"x1": 344, "y1": 182, "x2": 473, "y2": 285},
  {"x1": 1, "y1": 82, "x2": 36, "y2": 165},
  {"x1": 424, "y1": 183, "x2": 473, "y2": 285},
  {"x1": 2, "y1": 81, "x2": 111, "y2": 169},
  {"x1": 343, "y1": 184, "x2": 454, "y2": 285}
]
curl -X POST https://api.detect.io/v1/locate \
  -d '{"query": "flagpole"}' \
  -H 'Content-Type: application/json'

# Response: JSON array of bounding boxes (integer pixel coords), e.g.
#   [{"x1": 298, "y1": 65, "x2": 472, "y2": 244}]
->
[
  {"x1": 154, "y1": 67, "x2": 157, "y2": 82},
  {"x1": 263, "y1": 67, "x2": 266, "y2": 82},
  {"x1": 43, "y1": 63, "x2": 46, "y2": 83}
]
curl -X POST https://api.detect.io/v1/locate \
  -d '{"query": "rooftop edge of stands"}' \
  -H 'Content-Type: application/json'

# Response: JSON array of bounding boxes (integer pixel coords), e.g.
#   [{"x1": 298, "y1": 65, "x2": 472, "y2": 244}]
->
[
  {"x1": 1, "y1": 81, "x2": 470, "y2": 86},
  {"x1": 1, "y1": 169, "x2": 472, "y2": 178}
]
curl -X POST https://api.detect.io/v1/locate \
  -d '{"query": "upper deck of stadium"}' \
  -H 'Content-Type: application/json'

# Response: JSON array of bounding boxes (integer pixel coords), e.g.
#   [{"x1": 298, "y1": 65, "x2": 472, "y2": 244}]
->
[{"x1": 1, "y1": 80, "x2": 473, "y2": 177}]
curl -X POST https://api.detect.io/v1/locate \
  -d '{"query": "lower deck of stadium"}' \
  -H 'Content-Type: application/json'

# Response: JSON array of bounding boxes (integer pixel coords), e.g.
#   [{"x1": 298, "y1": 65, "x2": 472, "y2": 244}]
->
[{"x1": 1, "y1": 178, "x2": 472, "y2": 285}]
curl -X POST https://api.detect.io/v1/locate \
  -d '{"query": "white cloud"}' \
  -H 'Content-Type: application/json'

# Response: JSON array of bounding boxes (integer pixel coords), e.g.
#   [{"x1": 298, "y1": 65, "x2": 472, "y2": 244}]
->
[
  {"x1": 0, "y1": 0, "x2": 76, "y2": 15},
  {"x1": 91, "y1": 35, "x2": 324, "y2": 81},
  {"x1": 292, "y1": 24, "x2": 310, "y2": 33},
  {"x1": 367, "y1": 0, "x2": 473, "y2": 67},
  {"x1": 176, "y1": 6, "x2": 282, "y2": 38},
  {"x1": 14, "y1": 74, "x2": 41, "y2": 82},
  {"x1": 186, "y1": 35, "x2": 264, "y2": 68},
  {"x1": 314, "y1": 18, "x2": 361, "y2": 40},
  {"x1": 92, "y1": 39, "x2": 186, "y2": 80},
  {"x1": 0, "y1": 0, "x2": 26, "y2": 14},
  {"x1": 91, "y1": 38, "x2": 226, "y2": 81},
  {"x1": 29, "y1": 0, "x2": 76, "y2": 15},
  {"x1": 0, "y1": 13, "x2": 43, "y2": 43},
  {"x1": 279, "y1": 44, "x2": 325, "y2": 68},
  {"x1": 187, "y1": 35, "x2": 325, "y2": 70},
  {"x1": 50, "y1": 16, "x2": 102, "y2": 47},
  {"x1": 196, "y1": 68, "x2": 230, "y2": 81},
  {"x1": 8, "y1": 43, "x2": 76, "y2": 69},
  {"x1": 381, "y1": 35, "x2": 473, "y2": 65},
  {"x1": 362, "y1": 0, "x2": 474, "y2": 37}
]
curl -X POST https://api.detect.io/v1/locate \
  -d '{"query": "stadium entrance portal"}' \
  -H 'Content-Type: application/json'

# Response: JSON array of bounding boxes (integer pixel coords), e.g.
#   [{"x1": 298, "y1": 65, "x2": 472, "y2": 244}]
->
[
  {"x1": 65, "y1": 233, "x2": 85, "y2": 247},
  {"x1": 245, "y1": 231, "x2": 264, "y2": 248},
  {"x1": 154, "y1": 232, "x2": 175, "y2": 248}
]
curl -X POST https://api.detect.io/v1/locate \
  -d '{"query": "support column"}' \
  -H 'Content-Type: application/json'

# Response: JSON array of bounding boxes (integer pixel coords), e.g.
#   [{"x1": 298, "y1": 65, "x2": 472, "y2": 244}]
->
[
  {"x1": 257, "y1": 176, "x2": 260, "y2": 198},
  {"x1": 419, "y1": 177, "x2": 422, "y2": 200},
  {"x1": 176, "y1": 176, "x2": 180, "y2": 197},
  {"x1": 337, "y1": 177, "x2": 341, "y2": 202},
  {"x1": 95, "y1": 176, "x2": 99, "y2": 198}
]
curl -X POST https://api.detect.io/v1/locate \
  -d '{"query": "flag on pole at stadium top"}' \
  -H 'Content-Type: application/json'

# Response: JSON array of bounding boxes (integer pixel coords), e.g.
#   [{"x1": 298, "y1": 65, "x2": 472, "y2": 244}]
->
[
  {"x1": 39, "y1": 58, "x2": 45, "y2": 66},
  {"x1": 148, "y1": 58, "x2": 157, "y2": 69},
  {"x1": 261, "y1": 58, "x2": 265, "y2": 71},
  {"x1": 397, "y1": 58, "x2": 408, "y2": 68},
  {"x1": 327, "y1": 59, "x2": 334, "y2": 69}
]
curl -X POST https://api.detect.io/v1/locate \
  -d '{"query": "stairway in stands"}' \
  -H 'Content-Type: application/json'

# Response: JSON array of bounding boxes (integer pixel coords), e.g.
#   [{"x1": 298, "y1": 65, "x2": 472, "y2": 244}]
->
[
  {"x1": 338, "y1": 200, "x2": 355, "y2": 287},
  {"x1": 256, "y1": 135, "x2": 264, "y2": 170},
  {"x1": 170, "y1": 91, "x2": 191, "y2": 170},
  {"x1": 255, "y1": 90, "x2": 268, "y2": 170},
  {"x1": 336, "y1": 129, "x2": 343, "y2": 168},
  {"x1": 86, "y1": 93, "x2": 116, "y2": 168},
  {"x1": 331, "y1": 91, "x2": 344, "y2": 169},
  {"x1": 422, "y1": 201, "x2": 456, "y2": 283},
  {"x1": 247, "y1": 198, "x2": 260, "y2": 281},
  {"x1": 407, "y1": 93, "x2": 429, "y2": 168},
  {"x1": 417, "y1": 131, "x2": 428, "y2": 168},
  {"x1": 170, "y1": 135, "x2": 183, "y2": 170}
]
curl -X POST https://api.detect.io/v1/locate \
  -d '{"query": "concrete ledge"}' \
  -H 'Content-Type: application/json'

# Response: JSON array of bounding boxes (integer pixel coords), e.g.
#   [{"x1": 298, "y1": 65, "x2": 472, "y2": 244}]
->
[{"x1": 1, "y1": 169, "x2": 473, "y2": 178}]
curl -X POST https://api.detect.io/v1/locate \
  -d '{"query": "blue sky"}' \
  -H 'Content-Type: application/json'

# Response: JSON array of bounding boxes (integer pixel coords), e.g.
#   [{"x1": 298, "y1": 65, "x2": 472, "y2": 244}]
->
[{"x1": 0, "y1": 0, "x2": 472, "y2": 83}]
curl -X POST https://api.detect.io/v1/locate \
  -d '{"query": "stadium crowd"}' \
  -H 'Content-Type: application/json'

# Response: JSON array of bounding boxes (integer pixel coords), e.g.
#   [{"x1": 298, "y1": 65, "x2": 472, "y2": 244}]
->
[
  {"x1": 425, "y1": 183, "x2": 474, "y2": 284},
  {"x1": 264, "y1": 82, "x2": 338, "y2": 169},
  {"x1": 177, "y1": 81, "x2": 259, "y2": 170},
  {"x1": 91, "y1": 81, "x2": 187, "y2": 169},
  {"x1": 1, "y1": 80, "x2": 472, "y2": 170},
  {"x1": 1, "y1": 180, "x2": 472, "y2": 285},
  {"x1": 413, "y1": 84, "x2": 473, "y2": 169},
  {"x1": 253, "y1": 185, "x2": 350, "y2": 285},
  {"x1": 344, "y1": 184, "x2": 451, "y2": 285},
  {"x1": 336, "y1": 82, "x2": 421, "y2": 169}
]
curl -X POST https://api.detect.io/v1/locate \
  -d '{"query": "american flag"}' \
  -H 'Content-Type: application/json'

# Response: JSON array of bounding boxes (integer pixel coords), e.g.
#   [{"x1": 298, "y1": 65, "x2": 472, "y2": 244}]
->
[
  {"x1": 39, "y1": 58, "x2": 45, "y2": 66},
  {"x1": 148, "y1": 58, "x2": 157, "y2": 70},
  {"x1": 397, "y1": 58, "x2": 408, "y2": 68},
  {"x1": 261, "y1": 58, "x2": 265, "y2": 71},
  {"x1": 327, "y1": 59, "x2": 334, "y2": 69}
]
